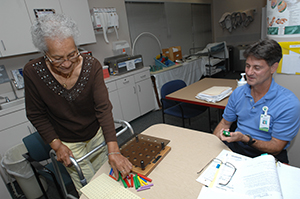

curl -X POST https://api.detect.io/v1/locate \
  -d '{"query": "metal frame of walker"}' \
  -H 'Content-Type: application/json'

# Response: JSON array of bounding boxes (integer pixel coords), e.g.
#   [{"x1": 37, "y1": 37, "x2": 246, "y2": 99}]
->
[{"x1": 49, "y1": 119, "x2": 135, "y2": 199}]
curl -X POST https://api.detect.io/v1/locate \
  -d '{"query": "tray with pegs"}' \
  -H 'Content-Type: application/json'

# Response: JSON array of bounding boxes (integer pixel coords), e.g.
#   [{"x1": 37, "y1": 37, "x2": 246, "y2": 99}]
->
[{"x1": 120, "y1": 134, "x2": 171, "y2": 176}]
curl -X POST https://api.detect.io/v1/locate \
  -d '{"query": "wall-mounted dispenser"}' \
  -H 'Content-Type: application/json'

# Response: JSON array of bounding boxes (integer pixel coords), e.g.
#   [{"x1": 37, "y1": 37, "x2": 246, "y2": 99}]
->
[
  {"x1": 90, "y1": 7, "x2": 119, "y2": 44},
  {"x1": 112, "y1": 40, "x2": 130, "y2": 56}
]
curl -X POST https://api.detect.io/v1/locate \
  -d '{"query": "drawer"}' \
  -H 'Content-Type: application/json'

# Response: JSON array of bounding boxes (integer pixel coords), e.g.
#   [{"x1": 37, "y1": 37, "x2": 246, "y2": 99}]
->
[
  {"x1": 0, "y1": 109, "x2": 27, "y2": 131},
  {"x1": 116, "y1": 76, "x2": 135, "y2": 89},
  {"x1": 105, "y1": 81, "x2": 117, "y2": 93},
  {"x1": 134, "y1": 70, "x2": 150, "y2": 82}
]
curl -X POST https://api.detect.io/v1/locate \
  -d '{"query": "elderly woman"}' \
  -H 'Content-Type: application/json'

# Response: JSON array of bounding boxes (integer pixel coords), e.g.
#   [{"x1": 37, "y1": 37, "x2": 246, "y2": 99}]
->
[{"x1": 23, "y1": 14, "x2": 132, "y2": 193}]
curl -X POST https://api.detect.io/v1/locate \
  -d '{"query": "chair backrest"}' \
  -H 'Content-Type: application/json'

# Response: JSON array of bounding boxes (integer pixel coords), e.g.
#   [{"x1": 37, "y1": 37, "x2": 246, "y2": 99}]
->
[
  {"x1": 161, "y1": 79, "x2": 186, "y2": 108},
  {"x1": 23, "y1": 132, "x2": 52, "y2": 162}
]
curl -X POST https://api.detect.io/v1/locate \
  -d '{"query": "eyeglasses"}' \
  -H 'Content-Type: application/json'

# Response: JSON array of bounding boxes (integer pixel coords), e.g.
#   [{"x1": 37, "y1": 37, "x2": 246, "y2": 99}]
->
[
  {"x1": 197, "y1": 158, "x2": 237, "y2": 186},
  {"x1": 44, "y1": 50, "x2": 80, "y2": 66}
]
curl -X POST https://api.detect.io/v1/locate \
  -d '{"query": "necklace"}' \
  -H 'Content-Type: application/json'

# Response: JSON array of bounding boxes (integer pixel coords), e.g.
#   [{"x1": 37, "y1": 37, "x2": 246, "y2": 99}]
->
[
  {"x1": 62, "y1": 73, "x2": 72, "y2": 88},
  {"x1": 45, "y1": 56, "x2": 81, "y2": 89}
]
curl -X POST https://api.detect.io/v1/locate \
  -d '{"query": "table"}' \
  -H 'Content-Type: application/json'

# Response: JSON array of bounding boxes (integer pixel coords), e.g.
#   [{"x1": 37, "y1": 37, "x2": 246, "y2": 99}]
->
[
  {"x1": 80, "y1": 124, "x2": 230, "y2": 199},
  {"x1": 151, "y1": 58, "x2": 207, "y2": 109},
  {"x1": 166, "y1": 78, "x2": 237, "y2": 110}
]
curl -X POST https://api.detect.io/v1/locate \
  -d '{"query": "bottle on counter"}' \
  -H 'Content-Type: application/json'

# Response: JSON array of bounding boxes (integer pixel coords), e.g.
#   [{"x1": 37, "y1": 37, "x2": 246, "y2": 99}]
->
[{"x1": 237, "y1": 73, "x2": 247, "y2": 87}]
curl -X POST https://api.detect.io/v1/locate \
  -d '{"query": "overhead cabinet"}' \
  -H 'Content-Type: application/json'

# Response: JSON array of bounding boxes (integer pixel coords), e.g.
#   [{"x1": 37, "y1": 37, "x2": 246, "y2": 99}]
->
[
  {"x1": 0, "y1": 1, "x2": 37, "y2": 57},
  {"x1": 0, "y1": 0, "x2": 95, "y2": 58}
]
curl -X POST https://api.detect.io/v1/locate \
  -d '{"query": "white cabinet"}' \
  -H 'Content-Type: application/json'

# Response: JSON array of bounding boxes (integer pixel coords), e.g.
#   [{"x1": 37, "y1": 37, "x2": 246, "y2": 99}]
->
[
  {"x1": 26, "y1": 0, "x2": 96, "y2": 46},
  {"x1": 105, "y1": 68, "x2": 155, "y2": 123},
  {"x1": 0, "y1": 0, "x2": 95, "y2": 57},
  {"x1": 0, "y1": 105, "x2": 35, "y2": 196},
  {"x1": 106, "y1": 81, "x2": 124, "y2": 122},
  {"x1": 0, "y1": 108, "x2": 34, "y2": 158},
  {"x1": 25, "y1": 0, "x2": 63, "y2": 21},
  {"x1": 134, "y1": 71, "x2": 155, "y2": 116},
  {"x1": 116, "y1": 76, "x2": 140, "y2": 122},
  {"x1": 0, "y1": 168, "x2": 11, "y2": 199},
  {"x1": 59, "y1": 0, "x2": 96, "y2": 45},
  {"x1": 0, "y1": 0, "x2": 37, "y2": 57},
  {"x1": 0, "y1": 106, "x2": 35, "y2": 185}
]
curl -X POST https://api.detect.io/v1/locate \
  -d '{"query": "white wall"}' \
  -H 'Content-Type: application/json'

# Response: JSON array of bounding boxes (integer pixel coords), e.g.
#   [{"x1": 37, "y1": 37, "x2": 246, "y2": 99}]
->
[
  {"x1": 83, "y1": 0, "x2": 131, "y2": 64},
  {"x1": 212, "y1": 0, "x2": 266, "y2": 46},
  {"x1": 273, "y1": 73, "x2": 300, "y2": 167}
]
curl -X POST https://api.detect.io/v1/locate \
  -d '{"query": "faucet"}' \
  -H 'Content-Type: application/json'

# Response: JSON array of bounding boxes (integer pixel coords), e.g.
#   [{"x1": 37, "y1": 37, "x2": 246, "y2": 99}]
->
[{"x1": 0, "y1": 96, "x2": 10, "y2": 103}]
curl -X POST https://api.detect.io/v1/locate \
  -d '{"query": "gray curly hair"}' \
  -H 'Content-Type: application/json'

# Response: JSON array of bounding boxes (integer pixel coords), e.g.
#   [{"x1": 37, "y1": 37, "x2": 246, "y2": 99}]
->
[{"x1": 31, "y1": 13, "x2": 80, "y2": 52}]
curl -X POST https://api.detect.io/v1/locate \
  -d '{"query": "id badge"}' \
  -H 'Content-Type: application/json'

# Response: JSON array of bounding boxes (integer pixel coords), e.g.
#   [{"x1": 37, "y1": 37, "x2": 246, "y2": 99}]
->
[{"x1": 259, "y1": 106, "x2": 270, "y2": 132}]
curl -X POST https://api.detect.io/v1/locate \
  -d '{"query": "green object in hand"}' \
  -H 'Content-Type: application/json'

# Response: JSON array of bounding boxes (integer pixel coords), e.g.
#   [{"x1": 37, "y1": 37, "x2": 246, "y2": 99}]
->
[{"x1": 223, "y1": 130, "x2": 231, "y2": 137}]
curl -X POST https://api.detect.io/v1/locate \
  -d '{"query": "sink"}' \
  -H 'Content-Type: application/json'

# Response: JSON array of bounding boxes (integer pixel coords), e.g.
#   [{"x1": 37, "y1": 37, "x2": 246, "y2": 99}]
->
[{"x1": 0, "y1": 98, "x2": 25, "y2": 110}]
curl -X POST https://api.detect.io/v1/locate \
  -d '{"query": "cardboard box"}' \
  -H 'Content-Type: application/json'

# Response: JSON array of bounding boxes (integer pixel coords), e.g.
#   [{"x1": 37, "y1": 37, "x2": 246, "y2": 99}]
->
[
  {"x1": 162, "y1": 48, "x2": 170, "y2": 58},
  {"x1": 162, "y1": 46, "x2": 182, "y2": 61}
]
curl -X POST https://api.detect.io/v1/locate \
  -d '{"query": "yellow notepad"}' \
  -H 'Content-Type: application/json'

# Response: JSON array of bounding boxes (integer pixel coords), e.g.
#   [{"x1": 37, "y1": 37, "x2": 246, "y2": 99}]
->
[{"x1": 80, "y1": 173, "x2": 141, "y2": 199}]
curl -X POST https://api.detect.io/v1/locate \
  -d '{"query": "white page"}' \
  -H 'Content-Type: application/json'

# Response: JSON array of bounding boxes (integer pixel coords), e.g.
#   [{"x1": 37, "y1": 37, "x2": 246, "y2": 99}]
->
[
  {"x1": 234, "y1": 155, "x2": 282, "y2": 199},
  {"x1": 210, "y1": 151, "x2": 251, "y2": 192},
  {"x1": 281, "y1": 54, "x2": 300, "y2": 74},
  {"x1": 197, "y1": 149, "x2": 250, "y2": 192},
  {"x1": 197, "y1": 186, "x2": 251, "y2": 199},
  {"x1": 277, "y1": 162, "x2": 300, "y2": 199}
]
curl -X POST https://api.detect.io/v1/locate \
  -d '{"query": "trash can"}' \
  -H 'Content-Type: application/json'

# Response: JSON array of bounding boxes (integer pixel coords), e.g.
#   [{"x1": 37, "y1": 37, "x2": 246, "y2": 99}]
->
[{"x1": 1, "y1": 143, "x2": 48, "y2": 199}]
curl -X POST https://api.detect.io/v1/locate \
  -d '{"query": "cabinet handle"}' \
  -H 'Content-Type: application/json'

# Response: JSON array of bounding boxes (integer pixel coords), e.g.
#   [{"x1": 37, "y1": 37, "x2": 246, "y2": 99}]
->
[
  {"x1": 27, "y1": 126, "x2": 33, "y2": 134},
  {"x1": 1, "y1": 40, "x2": 6, "y2": 51},
  {"x1": 138, "y1": 85, "x2": 141, "y2": 92},
  {"x1": 123, "y1": 80, "x2": 129, "y2": 85},
  {"x1": 133, "y1": 86, "x2": 136, "y2": 94},
  {"x1": 140, "y1": 74, "x2": 146, "y2": 79}
]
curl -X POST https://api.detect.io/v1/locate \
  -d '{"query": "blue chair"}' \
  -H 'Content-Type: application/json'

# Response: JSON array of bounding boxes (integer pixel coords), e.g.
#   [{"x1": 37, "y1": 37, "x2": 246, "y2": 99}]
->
[
  {"x1": 161, "y1": 79, "x2": 210, "y2": 128},
  {"x1": 22, "y1": 132, "x2": 77, "y2": 199}
]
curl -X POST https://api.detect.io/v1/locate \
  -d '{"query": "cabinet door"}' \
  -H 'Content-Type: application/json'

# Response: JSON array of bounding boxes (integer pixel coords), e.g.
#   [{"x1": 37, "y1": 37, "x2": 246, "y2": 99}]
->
[
  {"x1": 0, "y1": 167, "x2": 11, "y2": 198},
  {"x1": 25, "y1": 0, "x2": 62, "y2": 23},
  {"x1": 0, "y1": 0, "x2": 37, "y2": 57},
  {"x1": 106, "y1": 81, "x2": 123, "y2": 121},
  {"x1": 59, "y1": 0, "x2": 96, "y2": 45},
  {"x1": 108, "y1": 90, "x2": 124, "y2": 122},
  {"x1": 117, "y1": 85, "x2": 140, "y2": 122},
  {"x1": 136, "y1": 78, "x2": 155, "y2": 115},
  {"x1": 0, "y1": 122, "x2": 32, "y2": 157}
]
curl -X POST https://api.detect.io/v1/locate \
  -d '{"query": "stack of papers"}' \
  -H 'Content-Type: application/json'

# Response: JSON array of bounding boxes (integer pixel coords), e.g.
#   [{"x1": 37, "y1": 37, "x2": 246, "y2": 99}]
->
[
  {"x1": 195, "y1": 86, "x2": 232, "y2": 103},
  {"x1": 196, "y1": 149, "x2": 300, "y2": 199}
]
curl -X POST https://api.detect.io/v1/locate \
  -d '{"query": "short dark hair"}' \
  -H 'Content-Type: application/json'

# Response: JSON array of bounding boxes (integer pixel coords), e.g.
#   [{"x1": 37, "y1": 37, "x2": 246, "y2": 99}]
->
[{"x1": 243, "y1": 39, "x2": 282, "y2": 66}]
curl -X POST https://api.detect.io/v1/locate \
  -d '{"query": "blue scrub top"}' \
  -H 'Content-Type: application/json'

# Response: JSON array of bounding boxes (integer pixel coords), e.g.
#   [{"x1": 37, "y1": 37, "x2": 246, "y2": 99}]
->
[{"x1": 223, "y1": 78, "x2": 300, "y2": 149}]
